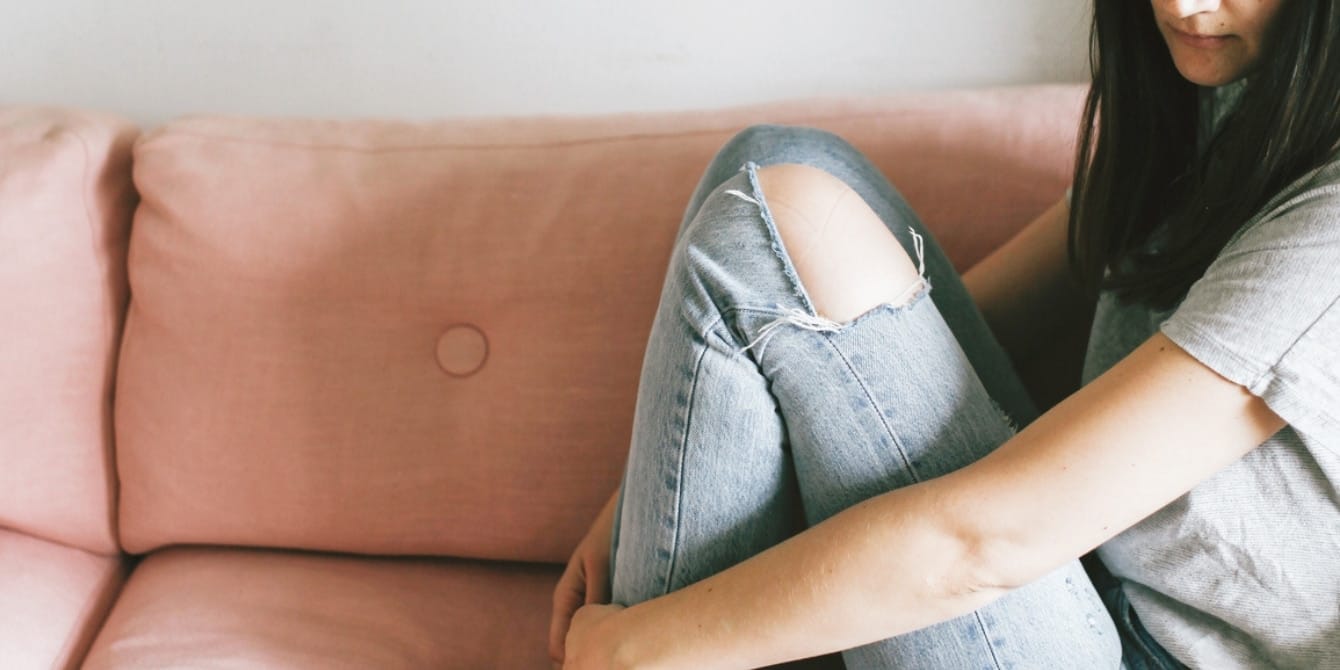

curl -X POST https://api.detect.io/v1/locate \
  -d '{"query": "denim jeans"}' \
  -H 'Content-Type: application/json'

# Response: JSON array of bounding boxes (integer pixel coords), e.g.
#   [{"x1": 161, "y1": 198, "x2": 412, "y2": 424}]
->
[{"x1": 607, "y1": 125, "x2": 1132, "y2": 668}]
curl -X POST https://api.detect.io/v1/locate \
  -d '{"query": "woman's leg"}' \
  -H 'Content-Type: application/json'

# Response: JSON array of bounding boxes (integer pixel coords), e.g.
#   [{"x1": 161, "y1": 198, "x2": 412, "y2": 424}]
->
[
  {"x1": 610, "y1": 126, "x2": 1121, "y2": 668},
  {"x1": 675, "y1": 125, "x2": 1037, "y2": 431}
]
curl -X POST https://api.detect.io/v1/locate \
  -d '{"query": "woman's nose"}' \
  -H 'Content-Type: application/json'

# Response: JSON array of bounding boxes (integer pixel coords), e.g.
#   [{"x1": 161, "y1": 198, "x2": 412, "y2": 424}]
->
[{"x1": 1167, "y1": 0, "x2": 1223, "y2": 18}]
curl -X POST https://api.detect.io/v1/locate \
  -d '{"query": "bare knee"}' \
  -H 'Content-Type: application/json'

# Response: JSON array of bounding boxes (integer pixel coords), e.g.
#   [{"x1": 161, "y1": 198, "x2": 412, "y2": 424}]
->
[{"x1": 754, "y1": 163, "x2": 923, "y2": 323}]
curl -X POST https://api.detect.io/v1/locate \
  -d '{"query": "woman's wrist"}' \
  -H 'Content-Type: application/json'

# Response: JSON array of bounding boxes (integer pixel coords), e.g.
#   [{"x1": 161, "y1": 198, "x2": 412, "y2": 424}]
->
[
  {"x1": 603, "y1": 606, "x2": 656, "y2": 670},
  {"x1": 600, "y1": 602, "x2": 683, "y2": 670}
]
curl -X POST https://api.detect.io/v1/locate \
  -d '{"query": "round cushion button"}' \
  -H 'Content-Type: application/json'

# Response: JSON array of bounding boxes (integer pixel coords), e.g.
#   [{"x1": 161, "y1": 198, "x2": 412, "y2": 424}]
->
[{"x1": 436, "y1": 324, "x2": 488, "y2": 377}]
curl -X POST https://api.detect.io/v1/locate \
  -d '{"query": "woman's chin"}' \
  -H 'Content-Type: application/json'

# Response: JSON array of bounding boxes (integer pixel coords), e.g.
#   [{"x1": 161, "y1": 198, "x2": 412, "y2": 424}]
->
[
  {"x1": 1168, "y1": 48, "x2": 1251, "y2": 87},
  {"x1": 1173, "y1": 62, "x2": 1246, "y2": 88}
]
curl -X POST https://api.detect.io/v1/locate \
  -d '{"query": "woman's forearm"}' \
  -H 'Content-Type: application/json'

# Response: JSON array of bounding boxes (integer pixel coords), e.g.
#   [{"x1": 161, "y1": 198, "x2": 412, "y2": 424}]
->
[{"x1": 599, "y1": 481, "x2": 1007, "y2": 669}]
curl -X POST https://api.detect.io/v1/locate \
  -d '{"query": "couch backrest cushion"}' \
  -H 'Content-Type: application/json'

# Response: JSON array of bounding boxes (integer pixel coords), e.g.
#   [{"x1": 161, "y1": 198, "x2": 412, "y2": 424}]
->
[
  {"x1": 0, "y1": 107, "x2": 139, "y2": 554},
  {"x1": 115, "y1": 85, "x2": 1084, "y2": 561}
]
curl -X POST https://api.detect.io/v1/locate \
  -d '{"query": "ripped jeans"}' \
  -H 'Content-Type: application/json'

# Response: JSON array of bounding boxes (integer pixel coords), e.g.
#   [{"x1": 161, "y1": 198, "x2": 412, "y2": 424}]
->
[{"x1": 607, "y1": 125, "x2": 1124, "y2": 669}]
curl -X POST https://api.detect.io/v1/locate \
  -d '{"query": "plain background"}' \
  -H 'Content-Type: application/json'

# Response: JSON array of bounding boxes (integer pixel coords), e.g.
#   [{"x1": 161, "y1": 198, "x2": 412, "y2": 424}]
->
[{"x1": 2, "y1": 0, "x2": 1091, "y2": 128}]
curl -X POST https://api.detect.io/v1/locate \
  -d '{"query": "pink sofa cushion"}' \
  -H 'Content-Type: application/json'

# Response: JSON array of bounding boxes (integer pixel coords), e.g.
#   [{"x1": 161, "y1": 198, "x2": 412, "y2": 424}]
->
[
  {"x1": 0, "y1": 528, "x2": 127, "y2": 669},
  {"x1": 0, "y1": 106, "x2": 138, "y2": 554},
  {"x1": 81, "y1": 547, "x2": 556, "y2": 669},
  {"x1": 115, "y1": 86, "x2": 1083, "y2": 561}
]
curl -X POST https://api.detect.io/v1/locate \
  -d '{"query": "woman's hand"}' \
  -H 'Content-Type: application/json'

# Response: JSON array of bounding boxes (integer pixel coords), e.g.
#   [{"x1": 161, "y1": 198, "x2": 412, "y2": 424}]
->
[
  {"x1": 550, "y1": 490, "x2": 619, "y2": 667},
  {"x1": 561, "y1": 603, "x2": 627, "y2": 669}
]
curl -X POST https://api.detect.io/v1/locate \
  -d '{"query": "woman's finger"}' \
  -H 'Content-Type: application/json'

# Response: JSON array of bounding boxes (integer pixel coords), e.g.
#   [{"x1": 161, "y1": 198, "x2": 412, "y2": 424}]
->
[
  {"x1": 548, "y1": 560, "x2": 586, "y2": 664},
  {"x1": 584, "y1": 554, "x2": 611, "y2": 605}
]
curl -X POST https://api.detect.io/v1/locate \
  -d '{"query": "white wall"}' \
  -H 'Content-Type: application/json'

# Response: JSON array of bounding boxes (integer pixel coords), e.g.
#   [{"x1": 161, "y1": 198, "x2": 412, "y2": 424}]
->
[{"x1": 2, "y1": 0, "x2": 1091, "y2": 128}]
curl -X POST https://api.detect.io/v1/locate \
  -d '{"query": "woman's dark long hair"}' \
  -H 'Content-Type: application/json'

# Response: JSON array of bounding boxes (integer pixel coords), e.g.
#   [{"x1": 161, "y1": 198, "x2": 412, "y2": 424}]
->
[{"x1": 1070, "y1": 0, "x2": 1340, "y2": 309}]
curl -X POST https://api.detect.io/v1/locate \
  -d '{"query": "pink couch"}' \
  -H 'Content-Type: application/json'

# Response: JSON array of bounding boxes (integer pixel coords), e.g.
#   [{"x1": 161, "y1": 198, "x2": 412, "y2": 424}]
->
[{"x1": 0, "y1": 85, "x2": 1083, "y2": 669}]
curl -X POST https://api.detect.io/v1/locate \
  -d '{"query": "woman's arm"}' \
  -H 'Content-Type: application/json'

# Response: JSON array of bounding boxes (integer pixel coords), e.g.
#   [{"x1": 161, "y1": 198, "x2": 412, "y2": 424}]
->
[
  {"x1": 963, "y1": 196, "x2": 1096, "y2": 411},
  {"x1": 563, "y1": 333, "x2": 1284, "y2": 669}
]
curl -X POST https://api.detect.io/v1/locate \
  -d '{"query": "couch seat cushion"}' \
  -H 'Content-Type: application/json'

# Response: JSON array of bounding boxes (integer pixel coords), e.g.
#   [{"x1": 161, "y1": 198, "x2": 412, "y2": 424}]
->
[
  {"x1": 0, "y1": 528, "x2": 127, "y2": 669},
  {"x1": 81, "y1": 547, "x2": 557, "y2": 669}
]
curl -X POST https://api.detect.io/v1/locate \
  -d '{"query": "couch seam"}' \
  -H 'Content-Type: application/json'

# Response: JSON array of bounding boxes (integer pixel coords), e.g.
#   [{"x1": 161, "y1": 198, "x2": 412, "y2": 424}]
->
[
  {"x1": 133, "y1": 106, "x2": 983, "y2": 155},
  {"x1": 52, "y1": 554, "x2": 130, "y2": 670},
  {"x1": 72, "y1": 123, "x2": 129, "y2": 557}
]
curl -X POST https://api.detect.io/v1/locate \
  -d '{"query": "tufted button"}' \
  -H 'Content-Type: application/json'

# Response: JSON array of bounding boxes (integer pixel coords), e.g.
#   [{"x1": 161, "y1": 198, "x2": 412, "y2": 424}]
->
[{"x1": 436, "y1": 324, "x2": 488, "y2": 377}]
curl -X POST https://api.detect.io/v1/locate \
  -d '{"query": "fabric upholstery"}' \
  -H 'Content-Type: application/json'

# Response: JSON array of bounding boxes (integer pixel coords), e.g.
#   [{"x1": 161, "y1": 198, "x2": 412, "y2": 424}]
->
[
  {"x1": 81, "y1": 547, "x2": 556, "y2": 669},
  {"x1": 0, "y1": 106, "x2": 138, "y2": 554},
  {"x1": 112, "y1": 85, "x2": 1085, "y2": 561},
  {"x1": 0, "y1": 527, "x2": 128, "y2": 669}
]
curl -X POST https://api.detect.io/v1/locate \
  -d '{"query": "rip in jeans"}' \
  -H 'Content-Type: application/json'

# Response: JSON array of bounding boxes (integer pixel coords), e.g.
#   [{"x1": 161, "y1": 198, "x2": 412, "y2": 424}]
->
[{"x1": 722, "y1": 167, "x2": 929, "y2": 362}]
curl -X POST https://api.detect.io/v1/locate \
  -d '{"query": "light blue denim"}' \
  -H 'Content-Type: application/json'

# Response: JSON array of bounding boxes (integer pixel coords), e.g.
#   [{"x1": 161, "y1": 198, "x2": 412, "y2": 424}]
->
[{"x1": 607, "y1": 125, "x2": 1130, "y2": 669}]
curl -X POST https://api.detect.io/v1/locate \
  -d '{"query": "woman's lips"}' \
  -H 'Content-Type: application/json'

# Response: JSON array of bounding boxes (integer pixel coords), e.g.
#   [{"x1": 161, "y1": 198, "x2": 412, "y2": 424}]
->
[{"x1": 1169, "y1": 25, "x2": 1234, "y2": 49}]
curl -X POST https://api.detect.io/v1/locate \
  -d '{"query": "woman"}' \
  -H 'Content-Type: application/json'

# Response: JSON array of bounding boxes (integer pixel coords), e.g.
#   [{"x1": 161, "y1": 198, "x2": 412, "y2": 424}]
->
[{"x1": 552, "y1": 0, "x2": 1340, "y2": 667}]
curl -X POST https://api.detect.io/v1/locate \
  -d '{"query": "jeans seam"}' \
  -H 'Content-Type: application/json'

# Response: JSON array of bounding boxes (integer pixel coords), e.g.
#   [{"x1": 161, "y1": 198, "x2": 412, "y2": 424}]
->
[
  {"x1": 825, "y1": 330, "x2": 1005, "y2": 670},
  {"x1": 973, "y1": 612, "x2": 1007, "y2": 670},
  {"x1": 662, "y1": 314, "x2": 725, "y2": 595},
  {"x1": 823, "y1": 335, "x2": 921, "y2": 481}
]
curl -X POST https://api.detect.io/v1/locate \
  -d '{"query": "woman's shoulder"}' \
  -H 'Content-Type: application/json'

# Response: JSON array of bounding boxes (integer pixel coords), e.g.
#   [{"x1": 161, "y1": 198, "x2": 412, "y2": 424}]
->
[{"x1": 1229, "y1": 153, "x2": 1340, "y2": 249}]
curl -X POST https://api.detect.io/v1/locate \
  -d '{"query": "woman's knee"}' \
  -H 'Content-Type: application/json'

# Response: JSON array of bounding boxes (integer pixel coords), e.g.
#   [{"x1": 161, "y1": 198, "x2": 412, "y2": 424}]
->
[{"x1": 754, "y1": 163, "x2": 923, "y2": 324}]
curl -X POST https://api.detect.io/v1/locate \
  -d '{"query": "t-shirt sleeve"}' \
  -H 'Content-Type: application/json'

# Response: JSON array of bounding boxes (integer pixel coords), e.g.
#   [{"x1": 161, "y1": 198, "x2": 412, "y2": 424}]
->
[{"x1": 1160, "y1": 180, "x2": 1340, "y2": 450}]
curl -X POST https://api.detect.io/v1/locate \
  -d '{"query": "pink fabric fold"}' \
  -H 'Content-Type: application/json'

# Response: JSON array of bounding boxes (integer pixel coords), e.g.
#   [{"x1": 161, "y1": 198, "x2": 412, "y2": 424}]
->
[{"x1": 0, "y1": 528, "x2": 128, "y2": 669}]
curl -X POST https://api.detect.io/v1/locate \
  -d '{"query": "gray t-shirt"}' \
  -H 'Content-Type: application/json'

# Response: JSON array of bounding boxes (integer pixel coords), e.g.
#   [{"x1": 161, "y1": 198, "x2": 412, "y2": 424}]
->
[{"x1": 1082, "y1": 84, "x2": 1340, "y2": 668}]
